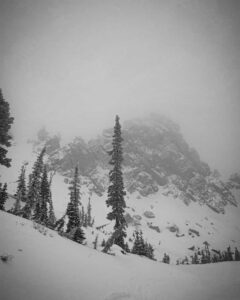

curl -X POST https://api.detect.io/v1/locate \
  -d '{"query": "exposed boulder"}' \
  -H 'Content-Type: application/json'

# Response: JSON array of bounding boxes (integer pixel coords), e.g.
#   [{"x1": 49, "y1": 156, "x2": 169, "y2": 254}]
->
[{"x1": 143, "y1": 211, "x2": 155, "y2": 218}]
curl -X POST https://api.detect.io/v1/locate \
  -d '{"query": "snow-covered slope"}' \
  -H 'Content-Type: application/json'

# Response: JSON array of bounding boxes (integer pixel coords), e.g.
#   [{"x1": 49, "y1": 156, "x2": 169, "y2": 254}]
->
[
  {"x1": 1, "y1": 114, "x2": 240, "y2": 261},
  {"x1": 0, "y1": 211, "x2": 240, "y2": 300},
  {"x1": 1, "y1": 140, "x2": 240, "y2": 262},
  {"x1": 50, "y1": 173, "x2": 240, "y2": 262}
]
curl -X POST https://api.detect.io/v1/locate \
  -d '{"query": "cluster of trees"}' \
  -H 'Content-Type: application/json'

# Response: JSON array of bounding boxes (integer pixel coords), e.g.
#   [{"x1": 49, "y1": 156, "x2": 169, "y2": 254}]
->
[
  {"x1": 7, "y1": 148, "x2": 56, "y2": 227},
  {"x1": 162, "y1": 253, "x2": 170, "y2": 264},
  {"x1": 191, "y1": 245, "x2": 240, "y2": 264},
  {"x1": 0, "y1": 97, "x2": 155, "y2": 258},
  {"x1": 81, "y1": 198, "x2": 95, "y2": 228},
  {"x1": 177, "y1": 244, "x2": 240, "y2": 265},
  {"x1": 54, "y1": 166, "x2": 91, "y2": 244},
  {"x1": 131, "y1": 230, "x2": 155, "y2": 260}
]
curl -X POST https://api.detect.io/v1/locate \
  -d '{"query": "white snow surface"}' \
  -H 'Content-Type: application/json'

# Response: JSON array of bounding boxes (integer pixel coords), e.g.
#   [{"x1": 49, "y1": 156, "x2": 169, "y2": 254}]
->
[{"x1": 0, "y1": 211, "x2": 240, "y2": 300}]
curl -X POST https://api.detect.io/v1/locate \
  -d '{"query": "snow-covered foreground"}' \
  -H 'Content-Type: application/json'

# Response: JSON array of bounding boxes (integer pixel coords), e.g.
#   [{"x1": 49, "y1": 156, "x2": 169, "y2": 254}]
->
[{"x1": 0, "y1": 211, "x2": 240, "y2": 300}]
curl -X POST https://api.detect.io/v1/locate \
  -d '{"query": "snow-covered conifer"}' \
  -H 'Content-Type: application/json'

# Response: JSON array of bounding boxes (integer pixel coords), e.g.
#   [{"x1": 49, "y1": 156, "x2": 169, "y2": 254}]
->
[
  {"x1": 34, "y1": 165, "x2": 50, "y2": 225},
  {"x1": 0, "y1": 183, "x2": 8, "y2": 210},
  {"x1": 235, "y1": 247, "x2": 240, "y2": 261},
  {"x1": 66, "y1": 166, "x2": 81, "y2": 233},
  {"x1": 15, "y1": 164, "x2": 27, "y2": 202},
  {"x1": 73, "y1": 227, "x2": 85, "y2": 244},
  {"x1": 132, "y1": 230, "x2": 145, "y2": 256},
  {"x1": 106, "y1": 115, "x2": 127, "y2": 249},
  {"x1": 87, "y1": 197, "x2": 93, "y2": 226},
  {"x1": 0, "y1": 89, "x2": 14, "y2": 168},
  {"x1": 23, "y1": 147, "x2": 46, "y2": 219}
]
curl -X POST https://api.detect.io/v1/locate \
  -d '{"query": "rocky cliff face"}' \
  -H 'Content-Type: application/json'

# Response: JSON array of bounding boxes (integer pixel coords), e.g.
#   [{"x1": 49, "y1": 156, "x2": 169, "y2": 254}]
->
[{"x1": 33, "y1": 114, "x2": 239, "y2": 213}]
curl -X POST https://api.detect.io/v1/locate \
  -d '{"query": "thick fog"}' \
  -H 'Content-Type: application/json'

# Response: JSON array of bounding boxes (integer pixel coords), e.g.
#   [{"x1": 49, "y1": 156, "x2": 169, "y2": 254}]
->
[{"x1": 1, "y1": 0, "x2": 240, "y2": 177}]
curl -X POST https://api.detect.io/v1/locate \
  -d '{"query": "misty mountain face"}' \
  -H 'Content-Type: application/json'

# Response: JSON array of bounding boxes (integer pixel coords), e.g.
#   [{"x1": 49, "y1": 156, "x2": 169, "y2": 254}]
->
[{"x1": 37, "y1": 115, "x2": 238, "y2": 213}]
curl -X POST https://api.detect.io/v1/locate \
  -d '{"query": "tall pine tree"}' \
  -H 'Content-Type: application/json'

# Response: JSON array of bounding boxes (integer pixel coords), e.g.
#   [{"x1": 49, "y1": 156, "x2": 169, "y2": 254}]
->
[
  {"x1": 13, "y1": 164, "x2": 27, "y2": 215},
  {"x1": 22, "y1": 147, "x2": 46, "y2": 219},
  {"x1": 34, "y1": 165, "x2": 50, "y2": 225},
  {"x1": 106, "y1": 115, "x2": 127, "y2": 249},
  {"x1": 16, "y1": 164, "x2": 27, "y2": 201},
  {"x1": 0, "y1": 89, "x2": 14, "y2": 168},
  {"x1": 66, "y1": 166, "x2": 81, "y2": 233}
]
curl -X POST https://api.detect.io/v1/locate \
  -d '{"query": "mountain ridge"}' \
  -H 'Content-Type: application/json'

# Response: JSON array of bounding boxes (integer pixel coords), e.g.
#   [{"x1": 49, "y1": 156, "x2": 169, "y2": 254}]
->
[{"x1": 32, "y1": 114, "x2": 239, "y2": 214}]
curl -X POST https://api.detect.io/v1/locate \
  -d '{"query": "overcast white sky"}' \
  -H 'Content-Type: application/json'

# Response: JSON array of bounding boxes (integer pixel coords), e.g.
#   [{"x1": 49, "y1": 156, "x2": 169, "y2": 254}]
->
[{"x1": 1, "y1": 0, "x2": 240, "y2": 178}]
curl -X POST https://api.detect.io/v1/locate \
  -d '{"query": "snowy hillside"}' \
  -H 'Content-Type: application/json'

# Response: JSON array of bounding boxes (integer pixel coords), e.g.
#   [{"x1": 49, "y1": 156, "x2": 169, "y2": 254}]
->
[
  {"x1": 0, "y1": 211, "x2": 240, "y2": 300},
  {"x1": 48, "y1": 173, "x2": 240, "y2": 262},
  {"x1": 1, "y1": 115, "x2": 240, "y2": 261}
]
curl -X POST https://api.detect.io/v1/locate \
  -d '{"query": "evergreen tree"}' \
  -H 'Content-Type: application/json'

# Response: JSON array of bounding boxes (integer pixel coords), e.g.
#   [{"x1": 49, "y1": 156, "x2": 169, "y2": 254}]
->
[
  {"x1": 131, "y1": 230, "x2": 140, "y2": 254},
  {"x1": 13, "y1": 164, "x2": 27, "y2": 215},
  {"x1": 203, "y1": 241, "x2": 211, "y2": 263},
  {"x1": 162, "y1": 253, "x2": 170, "y2": 264},
  {"x1": 93, "y1": 234, "x2": 98, "y2": 249},
  {"x1": 46, "y1": 168, "x2": 56, "y2": 228},
  {"x1": 145, "y1": 243, "x2": 155, "y2": 260},
  {"x1": 227, "y1": 246, "x2": 233, "y2": 261},
  {"x1": 22, "y1": 147, "x2": 46, "y2": 219},
  {"x1": 66, "y1": 166, "x2": 81, "y2": 233},
  {"x1": 16, "y1": 164, "x2": 27, "y2": 202},
  {"x1": 47, "y1": 191, "x2": 56, "y2": 228},
  {"x1": 54, "y1": 215, "x2": 65, "y2": 232},
  {"x1": 0, "y1": 89, "x2": 14, "y2": 168},
  {"x1": 34, "y1": 165, "x2": 50, "y2": 225},
  {"x1": 201, "y1": 250, "x2": 207, "y2": 264},
  {"x1": 234, "y1": 247, "x2": 240, "y2": 261},
  {"x1": 106, "y1": 115, "x2": 127, "y2": 249},
  {"x1": 191, "y1": 252, "x2": 199, "y2": 264},
  {"x1": 15, "y1": 164, "x2": 27, "y2": 202},
  {"x1": 73, "y1": 227, "x2": 85, "y2": 244},
  {"x1": 0, "y1": 183, "x2": 8, "y2": 210},
  {"x1": 132, "y1": 230, "x2": 145, "y2": 256},
  {"x1": 87, "y1": 197, "x2": 92, "y2": 226}
]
